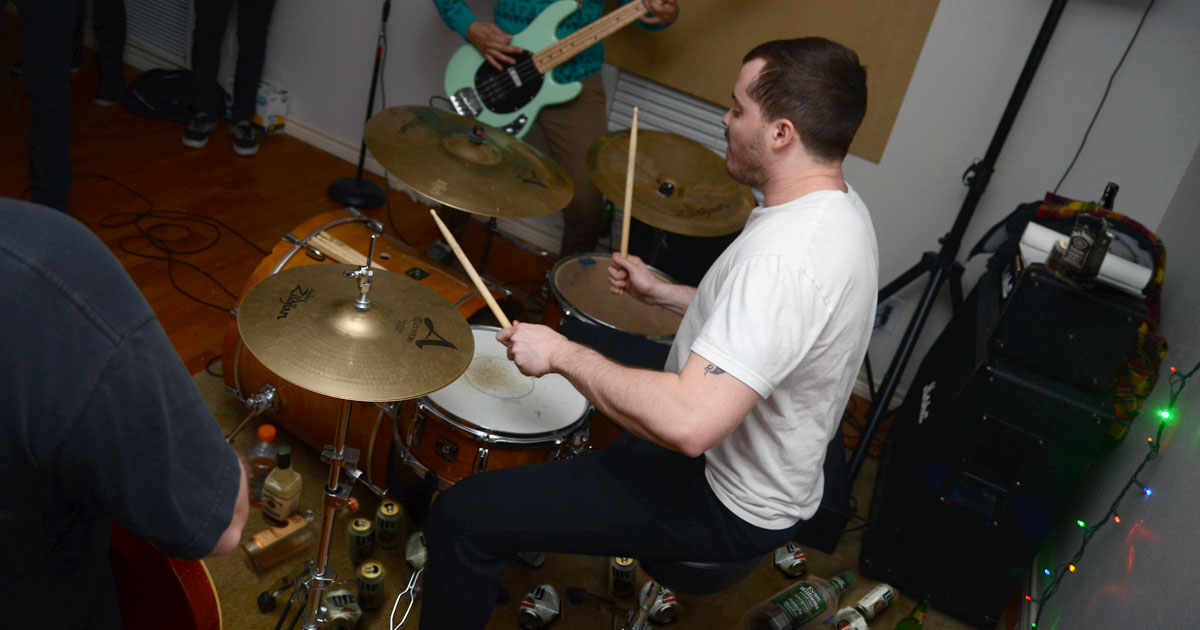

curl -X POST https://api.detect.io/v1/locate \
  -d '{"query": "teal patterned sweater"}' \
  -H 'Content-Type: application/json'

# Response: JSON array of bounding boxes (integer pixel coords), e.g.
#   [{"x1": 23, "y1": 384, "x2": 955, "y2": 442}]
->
[{"x1": 433, "y1": 0, "x2": 671, "y2": 83}]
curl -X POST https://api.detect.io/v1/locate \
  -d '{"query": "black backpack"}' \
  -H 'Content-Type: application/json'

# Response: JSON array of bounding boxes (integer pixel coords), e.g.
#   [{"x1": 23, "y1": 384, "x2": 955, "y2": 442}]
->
[{"x1": 120, "y1": 69, "x2": 225, "y2": 123}]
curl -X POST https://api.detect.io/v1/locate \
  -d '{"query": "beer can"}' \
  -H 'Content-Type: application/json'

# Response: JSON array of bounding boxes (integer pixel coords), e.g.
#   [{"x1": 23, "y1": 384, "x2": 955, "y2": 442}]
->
[
  {"x1": 609, "y1": 556, "x2": 637, "y2": 599},
  {"x1": 832, "y1": 606, "x2": 868, "y2": 630},
  {"x1": 405, "y1": 531, "x2": 427, "y2": 570},
  {"x1": 347, "y1": 517, "x2": 374, "y2": 565},
  {"x1": 517, "y1": 584, "x2": 561, "y2": 629},
  {"x1": 638, "y1": 581, "x2": 680, "y2": 624},
  {"x1": 356, "y1": 561, "x2": 386, "y2": 610},
  {"x1": 772, "y1": 541, "x2": 808, "y2": 577},
  {"x1": 852, "y1": 583, "x2": 896, "y2": 621},
  {"x1": 376, "y1": 499, "x2": 404, "y2": 549},
  {"x1": 323, "y1": 587, "x2": 362, "y2": 629}
]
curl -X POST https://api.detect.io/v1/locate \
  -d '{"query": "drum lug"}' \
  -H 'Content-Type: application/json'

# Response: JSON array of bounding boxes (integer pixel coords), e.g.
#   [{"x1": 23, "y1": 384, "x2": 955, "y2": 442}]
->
[
  {"x1": 474, "y1": 447, "x2": 490, "y2": 474},
  {"x1": 408, "y1": 410, "x2": 425, "y2": 448}
]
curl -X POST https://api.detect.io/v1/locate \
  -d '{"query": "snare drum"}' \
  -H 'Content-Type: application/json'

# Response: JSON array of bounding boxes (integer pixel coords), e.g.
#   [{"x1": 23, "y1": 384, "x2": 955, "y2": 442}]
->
[
  {"x1": 393, "y1": 326, "x2": 590, "y2": 488},
  {"x1": 542, "y1": 253, "x2": 682, "y2": 341},
  {"x1": 222, "y1": 209, "x2": 495, "y2": 490}
]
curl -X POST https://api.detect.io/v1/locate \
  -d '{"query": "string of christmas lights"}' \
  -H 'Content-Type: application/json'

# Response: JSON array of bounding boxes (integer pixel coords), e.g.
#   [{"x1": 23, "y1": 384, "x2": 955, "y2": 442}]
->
[{"x1": 1028, "y1": 359, "x2": 1199, "y2": 628}]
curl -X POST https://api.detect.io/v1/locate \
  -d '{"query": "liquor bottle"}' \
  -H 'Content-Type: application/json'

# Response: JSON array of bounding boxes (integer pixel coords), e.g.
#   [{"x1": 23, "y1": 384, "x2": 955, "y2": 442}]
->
[
  {"x1": 241, "y1": 509, "x2": 316, "y2": 572},
  {"x1": 262, "y1": 444, "x2": 302, "y2": 525},
  {"x1": 244, "y1": 424, "x2": 278, "y2": 507},
  {"x1": 895, "y1": 595, "x2": 932, "y2": 630},
  {"x1": 743, "y1": 570, "x2": 855, "y2": 629}
]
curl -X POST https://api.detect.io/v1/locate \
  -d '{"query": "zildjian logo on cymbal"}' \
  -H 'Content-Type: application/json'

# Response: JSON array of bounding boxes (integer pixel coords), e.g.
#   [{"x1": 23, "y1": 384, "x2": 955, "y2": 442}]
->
[{"x1": 276, "y1": 285, "x2": 314, "y2": 319}]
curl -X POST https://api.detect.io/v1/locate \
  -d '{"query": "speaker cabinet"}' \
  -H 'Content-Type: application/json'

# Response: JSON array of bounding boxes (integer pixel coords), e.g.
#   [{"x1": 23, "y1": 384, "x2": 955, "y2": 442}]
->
[{"x1": 860, "y1": 266, "x2": 1138, "y2": 626}]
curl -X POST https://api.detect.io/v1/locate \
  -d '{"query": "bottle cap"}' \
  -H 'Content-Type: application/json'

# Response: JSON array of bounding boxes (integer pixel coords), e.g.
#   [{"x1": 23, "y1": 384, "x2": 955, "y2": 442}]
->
[
  {"x1": 257, "y1": 424, "x2": 277, "y2": 442},
  {"x1": 276, "y1": 444, "x2": 292, "y2": 468}
]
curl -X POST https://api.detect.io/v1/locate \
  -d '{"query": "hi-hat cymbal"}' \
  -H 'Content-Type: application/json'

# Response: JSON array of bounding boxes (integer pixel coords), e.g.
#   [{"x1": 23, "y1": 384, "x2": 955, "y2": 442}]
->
[
  {"x1": 237, "y1": 264, "x2": 474, "y2": 402},
  {"x1": 364, "y1": 106, "x2": 573, "y2": 218},
  {"x1": 588, "y1": 130, "x2": 755, "y2": 237}
]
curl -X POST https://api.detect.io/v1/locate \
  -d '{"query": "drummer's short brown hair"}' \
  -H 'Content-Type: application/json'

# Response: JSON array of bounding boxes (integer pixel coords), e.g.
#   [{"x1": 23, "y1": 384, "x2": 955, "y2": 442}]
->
[{"x1": 743, "y1": 38, "x2": 867, "y2": 162}]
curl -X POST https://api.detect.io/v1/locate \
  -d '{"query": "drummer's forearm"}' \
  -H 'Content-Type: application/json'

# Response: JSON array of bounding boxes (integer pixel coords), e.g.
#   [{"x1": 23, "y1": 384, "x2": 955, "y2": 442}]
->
[
  {"x1": 650, "y1": 283, "x2": 696, "y2": 316},
  {"x1": 551, "y1": 343, "x2": 735, "y2": 457}
]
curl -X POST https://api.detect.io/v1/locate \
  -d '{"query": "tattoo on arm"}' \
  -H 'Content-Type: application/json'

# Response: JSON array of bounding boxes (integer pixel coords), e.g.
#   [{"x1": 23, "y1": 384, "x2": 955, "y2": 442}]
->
[{"x1": 704, "y1": 364, "x2": 726, "y2": 376}]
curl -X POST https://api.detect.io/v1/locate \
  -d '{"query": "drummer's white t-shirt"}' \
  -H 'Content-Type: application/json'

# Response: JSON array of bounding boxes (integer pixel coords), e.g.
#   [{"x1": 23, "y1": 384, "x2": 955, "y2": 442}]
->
[{"x1": 664, "y1": 185, "x2": 878, "y2": 530}]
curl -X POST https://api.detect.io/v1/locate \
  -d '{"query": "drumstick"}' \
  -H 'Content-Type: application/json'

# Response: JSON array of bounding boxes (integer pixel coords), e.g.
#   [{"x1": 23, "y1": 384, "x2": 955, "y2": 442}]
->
[
  {"x1": 619, "y1": 106, "x2": 639, "y2": 258},
  {"x1": 429, "y1": 209, "x2": 512, "y2": 328},
  {"x1": 310, "y1": 232, "x2": 387, "y2": 270}
]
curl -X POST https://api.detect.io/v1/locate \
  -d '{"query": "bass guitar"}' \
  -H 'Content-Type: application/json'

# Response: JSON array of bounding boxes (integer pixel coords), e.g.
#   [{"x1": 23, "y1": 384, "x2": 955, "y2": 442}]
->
[{"x1": 444, "y1": 0, "x2": 648, "y2": 138}]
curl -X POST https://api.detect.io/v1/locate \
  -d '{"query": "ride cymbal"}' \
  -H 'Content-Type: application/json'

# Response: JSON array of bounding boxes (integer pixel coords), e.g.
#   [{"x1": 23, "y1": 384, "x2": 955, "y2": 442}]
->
[
  {"x1": 237, "y1": 264, "x2": 474, "y2": 402},
  {"x1": 588, "y1": 130, "x2": 755, "y2": 237},
  {"x1": 364, "y1": 106, "x2": 573, "y2": 218}
]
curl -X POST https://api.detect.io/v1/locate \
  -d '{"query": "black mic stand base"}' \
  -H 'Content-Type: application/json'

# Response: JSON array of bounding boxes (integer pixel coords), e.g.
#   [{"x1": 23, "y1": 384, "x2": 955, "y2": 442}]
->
[{"x1": 328, "y1": 177, "x2": 384, "y2": 210}]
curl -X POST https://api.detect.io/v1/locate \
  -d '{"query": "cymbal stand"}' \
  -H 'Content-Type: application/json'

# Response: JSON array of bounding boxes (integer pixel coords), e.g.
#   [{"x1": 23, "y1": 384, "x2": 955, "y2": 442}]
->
[
  {"x1": 223, "y1": 383, "x2": 278, "y2": 444},
  {"x1": 479, "y1": 216, "x2": 556, "y2": 276},
  {"x1": 290, "y1": 239, "x2": 379, "y2": 630}
]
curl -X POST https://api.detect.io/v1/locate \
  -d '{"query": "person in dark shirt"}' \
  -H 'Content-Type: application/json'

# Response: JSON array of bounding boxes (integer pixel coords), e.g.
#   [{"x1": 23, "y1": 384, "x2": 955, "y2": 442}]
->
[{"x1": 0, "y1": 197, "x2": 249, "y2": 628}]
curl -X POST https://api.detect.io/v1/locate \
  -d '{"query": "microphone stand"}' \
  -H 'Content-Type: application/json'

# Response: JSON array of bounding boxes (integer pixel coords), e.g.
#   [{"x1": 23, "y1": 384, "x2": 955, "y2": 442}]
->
[
  {"x1": 846, "y1": 0, "x2": 1071, "y2": 489},
  {"x1": 327, "y1": 0, "x2": 391, "y2": 209}
]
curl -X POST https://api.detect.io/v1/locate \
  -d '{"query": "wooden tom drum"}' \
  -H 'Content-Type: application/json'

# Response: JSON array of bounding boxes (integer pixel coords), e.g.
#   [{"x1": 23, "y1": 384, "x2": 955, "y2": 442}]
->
[{"x1": 541, "y1": 253, "x2": 682, "y2": 342}]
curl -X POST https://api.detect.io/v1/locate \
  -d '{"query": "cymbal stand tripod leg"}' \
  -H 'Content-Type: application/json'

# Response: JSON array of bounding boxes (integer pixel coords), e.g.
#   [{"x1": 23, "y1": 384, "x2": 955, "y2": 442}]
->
[{"x1": 294, "y1": 398, "x2": 360, "y2": 630}]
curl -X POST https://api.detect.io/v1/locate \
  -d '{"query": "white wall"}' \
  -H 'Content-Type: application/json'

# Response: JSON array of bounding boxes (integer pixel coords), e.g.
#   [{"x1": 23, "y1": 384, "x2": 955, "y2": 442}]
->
[
  {"x1": 245, "y1": 0, "x2": 1199, "y2": 397},
  {"x1": 1031, "y1": 138, "x2": 1200, "y2": 629}
]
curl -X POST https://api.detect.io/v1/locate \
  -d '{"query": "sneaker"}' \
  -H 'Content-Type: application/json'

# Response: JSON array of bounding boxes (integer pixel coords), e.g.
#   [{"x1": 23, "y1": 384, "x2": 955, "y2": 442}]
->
[
  {"x1": 182, "y1": 114, "x2": 218, "y2": 148},
  {"x1": 231, "y1": 120, "x2": 259, "y2": 156}
]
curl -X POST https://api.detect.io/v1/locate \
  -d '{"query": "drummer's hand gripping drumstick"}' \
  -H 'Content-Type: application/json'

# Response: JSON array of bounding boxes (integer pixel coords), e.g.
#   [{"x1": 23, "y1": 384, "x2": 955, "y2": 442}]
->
[
  {"x1": 429, "y1": 209, "x2": 512, "y2": 328},
  {"x1": 617, "y1": 106, "x2": 639, "y2": 294}
]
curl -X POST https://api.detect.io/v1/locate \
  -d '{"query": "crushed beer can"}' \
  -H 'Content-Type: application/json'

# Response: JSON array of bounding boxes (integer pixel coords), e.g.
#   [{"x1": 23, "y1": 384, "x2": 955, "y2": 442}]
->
[
  {"x1": 832, "y1": 606, "x2": 869, "y2": 630},
  {"x1": 772, "y1": 541, "x2": 808, "y2": 577},
  {"x1": 405, "y1": 531, "x2": 427, "y2": 570},
  {"x1": 853, "y1": 583, "x2": 896, "y2": 620},
  {"x1": 638, "y1": 581, "x2": 680, "y2": 624},
  {"x1": 517, "y1": 584, "x2": 561, "y2": 629},
  {"x1": 322, "y1": 587, "x2": 362, "y2": 629}
]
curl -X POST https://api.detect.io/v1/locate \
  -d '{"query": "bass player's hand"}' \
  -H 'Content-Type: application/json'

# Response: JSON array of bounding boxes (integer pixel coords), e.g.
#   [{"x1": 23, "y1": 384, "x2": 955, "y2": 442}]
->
[{"x1": 466, "y1": 21, "x2": 523, "y2": 70}]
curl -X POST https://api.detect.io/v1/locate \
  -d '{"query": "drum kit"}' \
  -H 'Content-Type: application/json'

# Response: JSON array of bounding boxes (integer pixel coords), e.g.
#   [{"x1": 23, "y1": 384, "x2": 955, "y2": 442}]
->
[{"x1": 221, "y1": 104, "x2": 754, "y2": 629}]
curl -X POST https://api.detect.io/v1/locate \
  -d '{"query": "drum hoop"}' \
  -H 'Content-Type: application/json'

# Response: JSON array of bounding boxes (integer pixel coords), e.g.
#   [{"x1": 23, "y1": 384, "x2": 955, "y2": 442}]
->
[
  {"x1": 546, "y1": 252, "x2": 679, "y2": 340},
  {"x1": 415, "y1": 398, "x2": 588, "y2": 447},
  {"x1": 268, "y1": 214, "x2": 376, "y2": 276}
]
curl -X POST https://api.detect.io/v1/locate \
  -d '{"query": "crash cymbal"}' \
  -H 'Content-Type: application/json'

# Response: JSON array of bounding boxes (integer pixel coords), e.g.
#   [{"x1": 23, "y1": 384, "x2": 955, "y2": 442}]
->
[
  {"x1": 237, "y1": 264, "x2": 474, "y2": 402},
  {"x1": 364, "y1": 106, "x2": 573, "y2": 218},
  {"x1": 588, "y1": 130, "x2": 755, "y2": 237}
]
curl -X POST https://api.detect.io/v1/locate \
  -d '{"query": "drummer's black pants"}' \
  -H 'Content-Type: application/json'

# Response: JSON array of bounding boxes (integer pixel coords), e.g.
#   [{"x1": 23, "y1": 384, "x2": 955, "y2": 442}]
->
[
  {"x1": 418, "y1": 321, "x2": 794, "y2": 629},
  {"x1": 418, "y1": 432, "x2": 793, "y2": 629}
]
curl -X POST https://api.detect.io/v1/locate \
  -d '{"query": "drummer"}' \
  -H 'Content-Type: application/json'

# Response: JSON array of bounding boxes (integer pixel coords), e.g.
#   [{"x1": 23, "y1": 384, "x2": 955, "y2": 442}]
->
[{"x1": 420, "y1": 37, "x2": 878, "y2": 629}]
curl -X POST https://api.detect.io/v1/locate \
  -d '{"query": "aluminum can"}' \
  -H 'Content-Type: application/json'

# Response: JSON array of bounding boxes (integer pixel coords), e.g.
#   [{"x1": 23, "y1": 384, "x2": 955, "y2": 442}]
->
[
  {"x1": 852, "y1": 583, "x2": 896, "y2": 620},
  {"x1": 347, "y1": 517, "x2": 374, "y2": 565},
  {"x1": 517, "y1": 584, "x2": 561, "y2": 629},
  {"x1": 405, "y1": 531, "x2": 427, "y2": 570},
  {"x1": 609, "y1": 556, "x2": 637, "y2": 598},
  {"x1": 323, "y1": 587, "x2": 362, "y2": 629},
  {"x1": 638, "y1": 581, "x2": 680, "y2": 624},
  {"x1": 356, "y1": 561, "x2": 386, "y2": 610},
  {"x1": 772, "y1": 541, "x2": 808, "y2": 577},
  {"x1": 376, "y1": 499, "x2": 404, "y2": 549},
  {"x1": 832, "y1": 606, "x2": 868, "y2": 630}
]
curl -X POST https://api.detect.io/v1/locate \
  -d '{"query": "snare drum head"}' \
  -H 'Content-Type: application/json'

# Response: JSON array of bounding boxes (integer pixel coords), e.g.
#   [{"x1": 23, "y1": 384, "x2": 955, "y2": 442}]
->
[
  {"x1": 550, "y1": 254, "x2": 683, "y2": 338},
  {"x1": 425, "y1": 326, "x2": 589, "y2": 435}
]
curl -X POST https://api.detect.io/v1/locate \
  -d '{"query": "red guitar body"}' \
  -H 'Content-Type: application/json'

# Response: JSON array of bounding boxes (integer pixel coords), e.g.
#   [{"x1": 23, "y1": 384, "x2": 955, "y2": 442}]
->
[{"x1": 108, "y1": 524, "x2": 222, "y2": 630}]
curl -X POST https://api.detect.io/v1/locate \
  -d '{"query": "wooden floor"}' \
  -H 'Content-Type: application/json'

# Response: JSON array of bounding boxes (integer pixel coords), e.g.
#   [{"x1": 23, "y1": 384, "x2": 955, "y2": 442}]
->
[{"x1": 0, "y1": 44, "x2": 552, "y2": 376}]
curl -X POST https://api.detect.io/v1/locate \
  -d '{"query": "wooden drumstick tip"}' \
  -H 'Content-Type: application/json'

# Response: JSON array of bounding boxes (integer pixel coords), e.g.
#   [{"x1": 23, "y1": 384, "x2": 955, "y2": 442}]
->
[{"x1": 428, "y1": 209, "x2": 512, "y2": 328}]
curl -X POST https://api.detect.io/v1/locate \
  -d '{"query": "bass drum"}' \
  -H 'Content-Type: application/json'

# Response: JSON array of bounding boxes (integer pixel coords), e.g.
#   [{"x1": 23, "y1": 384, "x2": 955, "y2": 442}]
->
[{"x1": 222, "y1": 209, "x2": 498, "y2": 490}]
